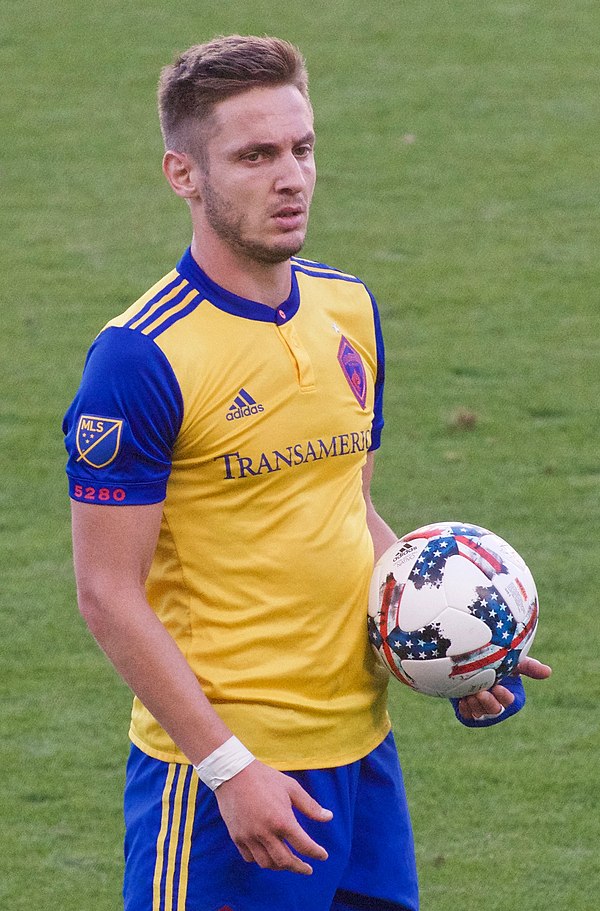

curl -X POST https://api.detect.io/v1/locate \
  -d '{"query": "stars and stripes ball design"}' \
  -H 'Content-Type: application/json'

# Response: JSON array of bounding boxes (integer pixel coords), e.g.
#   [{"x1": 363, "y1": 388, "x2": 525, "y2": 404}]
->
[{"x1": 368, "y1": 522, "x2": 539, "y2": 698}]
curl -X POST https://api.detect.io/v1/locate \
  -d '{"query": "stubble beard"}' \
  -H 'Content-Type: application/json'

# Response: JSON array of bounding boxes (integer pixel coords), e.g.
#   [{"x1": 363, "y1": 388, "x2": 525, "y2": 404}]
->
[{"x1": 202, "y1": 180, "x2": 307, "y2": 265}]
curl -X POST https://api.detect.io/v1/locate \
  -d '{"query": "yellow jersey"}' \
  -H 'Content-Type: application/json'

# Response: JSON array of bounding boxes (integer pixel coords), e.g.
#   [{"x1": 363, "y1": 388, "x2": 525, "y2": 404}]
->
[{"x1": 64, "y1": 248, "x2": 390, "y2": 769}]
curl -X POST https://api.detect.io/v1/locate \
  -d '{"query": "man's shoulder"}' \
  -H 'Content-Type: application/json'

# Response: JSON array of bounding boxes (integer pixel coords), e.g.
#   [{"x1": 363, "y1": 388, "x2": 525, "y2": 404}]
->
[
  {"x1": 81, "y1": 263, "x2": 196, "y2": 382},
  {"x1": 102, "y1": 266, "x2": 188, "y2": 336},
  {"x1": 291, "y1": 255, "x2": 367, "y2": 288},
  {"x1": 291, "y1": 257, "x2": 379, "y2": 322}
]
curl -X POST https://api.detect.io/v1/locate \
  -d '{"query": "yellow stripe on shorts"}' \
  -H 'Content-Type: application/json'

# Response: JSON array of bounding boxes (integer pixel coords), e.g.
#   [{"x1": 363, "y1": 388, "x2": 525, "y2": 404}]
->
[
  {"x1": 152, "y1": 764, "x2": 198, "y2": 911},
  {"x1": 178, "y1": 773, "x2": 198, "y2": 911}
]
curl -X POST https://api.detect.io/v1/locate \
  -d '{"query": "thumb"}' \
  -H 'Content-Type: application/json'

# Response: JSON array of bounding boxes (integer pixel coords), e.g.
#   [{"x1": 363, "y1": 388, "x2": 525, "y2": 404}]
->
[
  {"x1": 517, "y1": 656, "x2": 552, "y2": 679},
  {"x1": 288, "y1": 780, "x2": 333, "y2": 822}
]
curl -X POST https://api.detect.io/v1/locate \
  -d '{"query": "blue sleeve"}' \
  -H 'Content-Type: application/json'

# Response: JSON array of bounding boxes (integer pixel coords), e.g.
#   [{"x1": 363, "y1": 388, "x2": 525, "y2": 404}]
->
[
  {"x1": 63, "y1": 327, "x2": 184, "y2": 505},
  {"x1": 366, "y1": 288, "x2": 385, "y2": 451},
  {"x1": 450, "y1": 675, "x2": 527, "y2": 728}
]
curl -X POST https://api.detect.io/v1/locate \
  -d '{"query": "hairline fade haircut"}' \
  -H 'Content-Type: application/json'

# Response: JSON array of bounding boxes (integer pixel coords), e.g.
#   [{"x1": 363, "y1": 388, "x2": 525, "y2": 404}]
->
[{"x1": 158, "y1": 35, "x2": 310, "y2": 161}]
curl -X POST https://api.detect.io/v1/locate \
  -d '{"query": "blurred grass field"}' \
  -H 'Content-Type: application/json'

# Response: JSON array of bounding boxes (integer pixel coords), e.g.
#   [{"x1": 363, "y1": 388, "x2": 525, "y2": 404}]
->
[{"x1": 1, "y1": 0, "x2": 599, "y2": 908}]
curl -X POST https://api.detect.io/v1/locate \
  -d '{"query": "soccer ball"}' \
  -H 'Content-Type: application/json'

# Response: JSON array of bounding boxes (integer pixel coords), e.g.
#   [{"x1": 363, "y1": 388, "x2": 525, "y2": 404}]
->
[{"x1": 368, "y1": 522, "x2": 539, "y2": 698}]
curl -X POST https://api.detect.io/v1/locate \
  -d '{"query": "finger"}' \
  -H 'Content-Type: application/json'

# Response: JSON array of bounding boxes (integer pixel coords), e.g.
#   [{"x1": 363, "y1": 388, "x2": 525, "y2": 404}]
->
[
  {"x1": 288, "y1": 780, "x2": 333, "y2": 823},
  {"x1": 236, "y1": 841, "x2": 255, "y2": 864},
  {"x1": 458, "y1": 696, "x2": 473, "y2": 719},
  {"x1": 247, "y1": 837, "x2": 314, "y2": 876},
  {"x1": 516, "y1": 656, "x2": 552, "y2": 679},
  {"x1": 457, "y1": 698, "x2": 475, "y2": 720},
  {"x1": 283, "y1": 818, "x2": 329, "y2": 863},
  {"x1": 488, "y1": 684, "x2": 516, "y2": 709},
  {"x1": 466, "y1": 690, "x2": 505, "y2": 718}
]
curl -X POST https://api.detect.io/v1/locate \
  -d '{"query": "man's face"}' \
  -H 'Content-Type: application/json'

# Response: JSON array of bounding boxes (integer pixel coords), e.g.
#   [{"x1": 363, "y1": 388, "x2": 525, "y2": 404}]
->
[{"x1": 195, "y1": 84, "x2": 316, "y2": 265}]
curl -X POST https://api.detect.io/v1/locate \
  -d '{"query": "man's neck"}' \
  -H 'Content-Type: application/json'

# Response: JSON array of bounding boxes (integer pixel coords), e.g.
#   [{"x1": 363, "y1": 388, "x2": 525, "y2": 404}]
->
[{"x1": 190, "y1": 235, "x2": 293, "y2": 308}]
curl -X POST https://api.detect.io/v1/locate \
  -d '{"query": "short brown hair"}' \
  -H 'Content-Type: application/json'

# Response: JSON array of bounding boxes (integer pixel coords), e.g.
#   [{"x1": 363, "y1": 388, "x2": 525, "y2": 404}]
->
[{"x1": 158, "y1": 35, "x2": 310, "y2": 154}]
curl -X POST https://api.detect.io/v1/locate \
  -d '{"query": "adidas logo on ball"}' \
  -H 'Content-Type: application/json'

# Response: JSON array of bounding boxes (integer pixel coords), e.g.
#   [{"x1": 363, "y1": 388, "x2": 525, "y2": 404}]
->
[
  {"x1": 392, "y1": 542, "x2": 417, "y2": 565},
  {"x1": 227, "y1": 388, "x2": 265, "y2": 421}
]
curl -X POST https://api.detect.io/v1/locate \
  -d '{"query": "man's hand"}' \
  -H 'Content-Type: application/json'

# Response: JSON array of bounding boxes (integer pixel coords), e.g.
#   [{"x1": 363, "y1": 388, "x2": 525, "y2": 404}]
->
[
  {"x1": 215, "y1": 760, "x2": 333, "y2": 875},
  {"x1": 457, "y1": 656, "x2": 552, "y2": 721}
]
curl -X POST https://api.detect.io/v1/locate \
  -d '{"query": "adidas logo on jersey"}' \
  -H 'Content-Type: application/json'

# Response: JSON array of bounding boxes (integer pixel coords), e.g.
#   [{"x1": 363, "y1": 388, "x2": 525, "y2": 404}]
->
[{"x1": 226, "y1": 388, "x2": 265, "y2": 421}]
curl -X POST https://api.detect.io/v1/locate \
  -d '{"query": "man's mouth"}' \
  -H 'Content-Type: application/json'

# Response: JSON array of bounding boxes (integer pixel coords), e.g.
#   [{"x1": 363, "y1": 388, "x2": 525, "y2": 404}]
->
[{"x1": 272, "y1": 205, "x2": 306, "y2": 230}]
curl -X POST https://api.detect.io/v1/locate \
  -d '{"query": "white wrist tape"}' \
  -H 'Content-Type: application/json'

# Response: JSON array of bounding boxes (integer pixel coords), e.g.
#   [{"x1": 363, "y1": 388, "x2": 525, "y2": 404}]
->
[{"x1": 193, "y1": 736, "x2": 255, "y2": 791}]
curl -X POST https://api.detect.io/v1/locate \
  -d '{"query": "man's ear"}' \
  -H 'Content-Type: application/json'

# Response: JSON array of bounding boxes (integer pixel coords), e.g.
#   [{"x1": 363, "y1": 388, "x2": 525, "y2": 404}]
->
[{"x1": 162, "y1": 150, "x2": 201, "y2": 200}]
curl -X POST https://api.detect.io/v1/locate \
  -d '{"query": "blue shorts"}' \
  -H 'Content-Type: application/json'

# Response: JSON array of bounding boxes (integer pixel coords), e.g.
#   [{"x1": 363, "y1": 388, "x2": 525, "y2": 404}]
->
[{"x1": 123, "y1": 731, "x2": 418, "y2": 911}]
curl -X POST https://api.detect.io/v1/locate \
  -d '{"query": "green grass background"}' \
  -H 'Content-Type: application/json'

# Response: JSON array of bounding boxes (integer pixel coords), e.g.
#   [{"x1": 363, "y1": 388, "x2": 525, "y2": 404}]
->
[{"x1": 1, "y1": 0, "x2": 599, "y2": 907}]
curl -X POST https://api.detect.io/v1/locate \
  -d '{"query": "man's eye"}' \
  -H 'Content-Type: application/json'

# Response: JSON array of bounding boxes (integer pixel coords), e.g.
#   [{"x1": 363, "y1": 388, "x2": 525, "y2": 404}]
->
[{"x1": 294, "y1": 146, "x2": 312, "y2": 158}]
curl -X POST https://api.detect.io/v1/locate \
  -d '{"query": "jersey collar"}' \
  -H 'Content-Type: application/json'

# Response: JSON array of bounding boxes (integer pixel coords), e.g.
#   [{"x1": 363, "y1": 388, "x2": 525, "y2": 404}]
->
[{"x1": 176, "y1": 247, "x2": 300, "y2": 326}]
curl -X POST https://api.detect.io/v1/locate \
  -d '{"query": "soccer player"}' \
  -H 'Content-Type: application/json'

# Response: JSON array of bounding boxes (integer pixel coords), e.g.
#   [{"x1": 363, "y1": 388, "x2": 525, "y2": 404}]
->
[{"x1": 63, "y1": 35, "x2": 551, "y2": 911}]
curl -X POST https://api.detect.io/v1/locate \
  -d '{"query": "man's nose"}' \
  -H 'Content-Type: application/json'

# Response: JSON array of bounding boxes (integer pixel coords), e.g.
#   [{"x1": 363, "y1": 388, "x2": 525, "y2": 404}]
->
[{"x1": 274, "y1": 152, "x2": 307, "y2": 194}]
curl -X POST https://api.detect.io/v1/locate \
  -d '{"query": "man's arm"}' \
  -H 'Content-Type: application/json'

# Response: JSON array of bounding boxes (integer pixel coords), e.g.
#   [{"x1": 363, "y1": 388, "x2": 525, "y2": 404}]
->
[
  {"x1": 71, "y1": 500, "x2": 233, "y2": 760},
  {"x1": 362, "y1": 451, "x2": 398, "y2": 562},
  {"x1": 71, "y1": 500, "x2": 332, "y2": 875}
]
